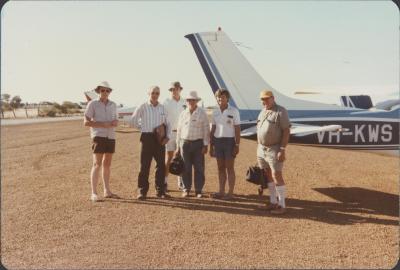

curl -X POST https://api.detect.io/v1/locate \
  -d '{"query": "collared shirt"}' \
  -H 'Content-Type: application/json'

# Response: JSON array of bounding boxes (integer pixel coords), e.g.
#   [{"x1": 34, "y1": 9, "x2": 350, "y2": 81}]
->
[
  {"x1": 163, "y1": 97, "x2": 186, "y2": 131},
  {"x1": 84, "y1": 99, "x2": 117, "y2": 139},
  {"x1": 130, "y1": 101, "x2": 171, "y2": 139},
  {"x1": 257, "y1": 103, "x2": 291, "y2": 146},
  {"x1": 176, "y1": 106, "x2": 210, "y2": 146},
  {"x1": 211, "y1": 104, "x2": 241, "y2": 138}
]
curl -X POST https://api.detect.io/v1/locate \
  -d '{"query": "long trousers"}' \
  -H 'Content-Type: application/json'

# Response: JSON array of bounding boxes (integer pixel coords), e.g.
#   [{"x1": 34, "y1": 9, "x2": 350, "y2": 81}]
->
[
  {"x1": 137, "y1": 133, "x2": 165, "y2": 195},
  {"x1": 180, "y1": 139, "x2": 205, "y2": 193}
]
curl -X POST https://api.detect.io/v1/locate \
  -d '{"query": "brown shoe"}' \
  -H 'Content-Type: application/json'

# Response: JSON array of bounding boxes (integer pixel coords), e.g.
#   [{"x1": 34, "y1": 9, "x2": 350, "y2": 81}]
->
[{"x1": 271, "y1": 206, "x2": 287, "y2": 215}]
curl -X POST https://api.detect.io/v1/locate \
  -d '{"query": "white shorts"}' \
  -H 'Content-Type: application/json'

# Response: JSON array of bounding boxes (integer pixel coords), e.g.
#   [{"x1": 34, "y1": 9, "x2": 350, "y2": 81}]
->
[{"x1": 166, "y1": 131, "x2": 177, "y2": 152}]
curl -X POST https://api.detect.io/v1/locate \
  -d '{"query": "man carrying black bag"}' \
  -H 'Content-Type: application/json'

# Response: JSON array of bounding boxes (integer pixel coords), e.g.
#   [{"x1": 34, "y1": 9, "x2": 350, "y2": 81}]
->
[
  {"x1": 256, "y1": 90, "x2": 290, "y2": 214},
  {"x1": 131, "y1": 86, "x2": 171, "y2": 199}
]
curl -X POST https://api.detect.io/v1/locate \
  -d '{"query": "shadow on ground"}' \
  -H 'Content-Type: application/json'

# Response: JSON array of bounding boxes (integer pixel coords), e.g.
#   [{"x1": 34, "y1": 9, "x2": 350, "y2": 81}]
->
[{"x1": 105, "y1": 187, "x2": 398, "y2": 226}]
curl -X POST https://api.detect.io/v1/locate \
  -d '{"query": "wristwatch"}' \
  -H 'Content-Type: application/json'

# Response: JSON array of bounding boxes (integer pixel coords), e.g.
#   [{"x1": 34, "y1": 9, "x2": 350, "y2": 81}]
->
[{"x1": 280, "y1": 147, "x2": 285, "y2": 150}]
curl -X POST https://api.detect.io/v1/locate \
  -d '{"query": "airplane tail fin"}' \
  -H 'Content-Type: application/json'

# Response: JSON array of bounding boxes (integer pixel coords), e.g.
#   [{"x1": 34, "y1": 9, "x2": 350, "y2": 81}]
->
[
  {"x1": 185, "y1": 30, "x2": 350, "y2": 121},
  {"x1": 340, "y1": 95, "x2": 373, "y2": 109},
  {"x1": 84, "y1": 90, "x2": 97, "y2": 102}
]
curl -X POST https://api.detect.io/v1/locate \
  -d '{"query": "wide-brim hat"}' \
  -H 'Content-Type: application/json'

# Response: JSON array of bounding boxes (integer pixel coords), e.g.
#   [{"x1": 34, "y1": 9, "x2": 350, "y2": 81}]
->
[
  {"x1": 260, "y1": 90, "x2": 274, "y2": 99},
  {"x1": 185, "y1": 90, "x2": 201, "y2": 101},
  {"x1": 169, "y1": 81, "x2": 183, "y2": 91},
  {"x1": 95, "y1": 81, "x2": 112, "y2": 93}
]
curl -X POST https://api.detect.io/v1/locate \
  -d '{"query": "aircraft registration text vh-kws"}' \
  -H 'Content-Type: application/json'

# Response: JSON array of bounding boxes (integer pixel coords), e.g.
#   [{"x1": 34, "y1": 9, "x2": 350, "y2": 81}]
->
[{"x1": 184, "y1": 28, "x2": 399, "y2": 156}]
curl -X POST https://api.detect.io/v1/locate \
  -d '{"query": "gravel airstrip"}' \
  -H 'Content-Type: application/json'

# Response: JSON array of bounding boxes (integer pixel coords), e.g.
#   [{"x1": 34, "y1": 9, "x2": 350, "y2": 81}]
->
[{"x1": 1, "y1": 120, "x2": 398, "y2": 269}]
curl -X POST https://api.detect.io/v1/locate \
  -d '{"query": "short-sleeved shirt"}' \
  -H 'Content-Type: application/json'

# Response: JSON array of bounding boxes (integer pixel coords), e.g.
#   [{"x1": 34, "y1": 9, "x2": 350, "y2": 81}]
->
[
  {"x1": 84, "y1": 99, "x2": 117, "y2": 139},
  {"x1": 257, "y1": 104, "x2": 290, "y2": 146},
  {"x1": 163, "y1": 97, "x2": 186, "y2": 131},
  {"x1": 211, "y1": 105, "x2": 240, "y2": 138}
]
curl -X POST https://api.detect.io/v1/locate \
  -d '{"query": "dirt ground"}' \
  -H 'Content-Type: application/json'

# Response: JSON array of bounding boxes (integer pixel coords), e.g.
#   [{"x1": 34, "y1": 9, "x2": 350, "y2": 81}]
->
[{"x1": 1, "y1": 120, "x2": 398, "y2": 269}]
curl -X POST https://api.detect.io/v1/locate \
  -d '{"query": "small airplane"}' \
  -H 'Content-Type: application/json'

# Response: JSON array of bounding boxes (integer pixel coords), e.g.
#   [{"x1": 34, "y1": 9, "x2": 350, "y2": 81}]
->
[
  {"x1": 84, "y1": 90, "x2": 135, "y2": 122},
  {"x1": 184, "y1": 29, "x2": 399, "y2": 156}
]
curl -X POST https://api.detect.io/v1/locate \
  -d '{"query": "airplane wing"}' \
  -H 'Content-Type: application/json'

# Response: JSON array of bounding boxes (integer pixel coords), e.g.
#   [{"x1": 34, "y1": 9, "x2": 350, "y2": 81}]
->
[{"x1": 241, "y1": 123, "x2": 342, "y2": 137}]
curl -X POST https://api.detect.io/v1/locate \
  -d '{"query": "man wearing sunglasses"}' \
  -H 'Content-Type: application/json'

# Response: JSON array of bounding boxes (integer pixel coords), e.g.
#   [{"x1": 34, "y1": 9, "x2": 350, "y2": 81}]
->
[
  {"x1": 131, "y1": 86, "x2": 171, "y2": 199},
  {"x1": 256, "y1": 90, "x2": 290, "y2": 214},
  {"x1": 84, "y1": 81, "x2": 120, "y2": 202}
]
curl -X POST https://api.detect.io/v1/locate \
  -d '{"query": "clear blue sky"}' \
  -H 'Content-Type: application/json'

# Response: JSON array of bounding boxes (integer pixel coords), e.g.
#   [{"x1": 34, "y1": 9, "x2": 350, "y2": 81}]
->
[{"x1": 1, "y1": 1, "x2": 398, "y2": 106}]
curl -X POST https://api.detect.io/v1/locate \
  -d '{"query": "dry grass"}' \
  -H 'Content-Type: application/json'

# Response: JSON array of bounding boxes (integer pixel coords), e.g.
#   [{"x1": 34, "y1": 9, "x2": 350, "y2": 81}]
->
[{"x1": 1, "y1": 120, "x2": 398, "y2": 269}]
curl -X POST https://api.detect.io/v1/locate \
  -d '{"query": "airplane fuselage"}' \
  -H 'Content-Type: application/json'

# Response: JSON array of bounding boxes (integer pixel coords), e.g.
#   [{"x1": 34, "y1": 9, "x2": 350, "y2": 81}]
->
[{"x1": 239, "y1": 108, "x2": 399, "y2": 155}]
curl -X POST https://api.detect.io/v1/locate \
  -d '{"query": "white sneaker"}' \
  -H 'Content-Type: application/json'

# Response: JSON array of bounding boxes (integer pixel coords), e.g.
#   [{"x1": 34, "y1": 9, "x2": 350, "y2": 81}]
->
[{"x1": 91, "y1": 194, "x2": 99, "y2": 202}]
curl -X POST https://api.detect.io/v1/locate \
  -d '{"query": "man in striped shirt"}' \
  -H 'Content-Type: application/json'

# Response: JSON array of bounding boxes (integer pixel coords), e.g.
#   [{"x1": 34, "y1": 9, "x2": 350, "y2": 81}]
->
[
  {"x1": 175, "y1": 91, "x2": 210, "y2": 198},
  {"x1": 131, "y1": 86, "x2": 171, "y2": 199}
]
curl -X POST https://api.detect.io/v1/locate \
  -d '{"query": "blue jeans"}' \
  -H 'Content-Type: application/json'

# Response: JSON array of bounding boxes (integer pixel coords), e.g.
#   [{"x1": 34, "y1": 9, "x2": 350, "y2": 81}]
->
[{"x1": 180, "y1": 139, "x2": 205, "y2": 193}]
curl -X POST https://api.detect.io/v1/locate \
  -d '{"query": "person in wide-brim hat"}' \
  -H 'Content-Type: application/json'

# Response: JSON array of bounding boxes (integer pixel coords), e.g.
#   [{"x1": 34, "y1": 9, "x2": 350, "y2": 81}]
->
[
  {"x1": 175, "y1": 89, "x2": 210, "y2": 198},
  {"x1": 84, "y1": 80, "x2": 120, "y2": 202},
  {"x1": 94, "y1": 81, "x2": 113, "y2": 94},
  {"x1": 185, "y1": 90, "x2": 201, "y2": 101}
]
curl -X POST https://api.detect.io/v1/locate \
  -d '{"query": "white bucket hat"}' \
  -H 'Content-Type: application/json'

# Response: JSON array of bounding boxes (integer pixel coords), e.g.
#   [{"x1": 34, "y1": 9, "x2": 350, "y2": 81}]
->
[
  {"x1": 95, "y1": 81, "x2": 112, "y2": 93},
  {"x1": 185, "y1": 90, "x2": 201, "y2": 101}
]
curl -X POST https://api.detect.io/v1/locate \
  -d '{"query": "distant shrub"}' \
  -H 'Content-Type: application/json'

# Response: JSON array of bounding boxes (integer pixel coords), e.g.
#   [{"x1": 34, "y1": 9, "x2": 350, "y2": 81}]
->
[{"x1": 46, "y1": 109, "x2": 57, "y2": 117}]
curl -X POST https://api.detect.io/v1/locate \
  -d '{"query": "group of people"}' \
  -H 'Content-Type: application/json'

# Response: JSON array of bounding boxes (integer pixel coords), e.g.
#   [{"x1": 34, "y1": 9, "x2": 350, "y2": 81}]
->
[{"x1": 84, "y1": 81, "x2": 290, "y2": 214}]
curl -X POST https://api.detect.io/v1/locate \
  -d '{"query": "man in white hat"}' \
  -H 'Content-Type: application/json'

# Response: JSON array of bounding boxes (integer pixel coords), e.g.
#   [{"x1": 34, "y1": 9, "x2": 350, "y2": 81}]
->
[
  {"x1": 131, "y1": 86, "x2": 171, "y2": 199},
  {"x1": 84, "y1": 81, "x2": 120, "y2": 202},
  {"x1": 163, "y1": 81, "x2": 186, "y2": 191},
  {"x1": 257, "y1": 90, "x2": 290, "y2": 214},
  {"x1": 175, "y1": 90, "x2": 210, "y2": 198}
]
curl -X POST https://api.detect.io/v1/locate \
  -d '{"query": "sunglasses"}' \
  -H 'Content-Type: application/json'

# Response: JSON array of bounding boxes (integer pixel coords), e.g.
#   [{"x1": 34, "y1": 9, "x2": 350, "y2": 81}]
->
[
  {"x1": 100, "y1": 89, "x2": 111, "y2": 93},
  {"x1": 151, "y1": 92, "x2": 160, "y2": 95}
]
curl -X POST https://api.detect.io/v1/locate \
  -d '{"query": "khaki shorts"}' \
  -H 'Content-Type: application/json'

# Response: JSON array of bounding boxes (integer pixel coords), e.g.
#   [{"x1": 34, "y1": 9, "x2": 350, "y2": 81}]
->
[
  {"x1": 256, "y1": 144, "x2": 283, "y2": 172},
  {"x1": 166, "y1": 131, "x2": 177, "y2": 152}
]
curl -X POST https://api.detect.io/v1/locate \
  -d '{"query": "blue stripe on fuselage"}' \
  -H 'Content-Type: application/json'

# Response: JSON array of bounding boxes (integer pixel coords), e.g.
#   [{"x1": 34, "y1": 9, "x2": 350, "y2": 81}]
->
[{"x1": 238, "y1": 107, "x2": 400, "y2": 120}]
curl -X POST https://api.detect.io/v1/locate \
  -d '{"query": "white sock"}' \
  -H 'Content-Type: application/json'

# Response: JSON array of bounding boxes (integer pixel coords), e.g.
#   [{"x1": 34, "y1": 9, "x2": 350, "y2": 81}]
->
[
  {"x1": 165, "y1": 176, "x2": 168, "y2": 184},
  {"x1": 268, "y1": 182, "x2": 278, "y2": 204},
  {"x1": 276, "y1": 185, "x2": 286, "y2": 208}
]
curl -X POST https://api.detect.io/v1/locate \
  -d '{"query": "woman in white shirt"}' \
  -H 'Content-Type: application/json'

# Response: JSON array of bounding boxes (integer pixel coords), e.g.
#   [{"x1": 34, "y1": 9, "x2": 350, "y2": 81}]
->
[{"x1": 210, "y1": 89, "x2": 241, "y2": 200}]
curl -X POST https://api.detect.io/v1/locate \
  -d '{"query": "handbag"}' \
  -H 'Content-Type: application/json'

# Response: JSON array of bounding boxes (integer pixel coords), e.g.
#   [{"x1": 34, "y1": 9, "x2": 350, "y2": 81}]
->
[
  {"x1": 245, "y1": 165, "x2": 269, "y2": 188},
  {"x1": 154, "y1": 124, "x2": 166, "y2": 145},
  {"x1": 169, "y1": 154, "x2": 184, "y2": 175}
]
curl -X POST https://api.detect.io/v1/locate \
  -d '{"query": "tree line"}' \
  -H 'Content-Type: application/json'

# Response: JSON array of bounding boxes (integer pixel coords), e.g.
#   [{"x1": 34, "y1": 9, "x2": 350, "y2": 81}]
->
[{"x1": 1, "y1": 93, "x2": 84, "y2": 118}]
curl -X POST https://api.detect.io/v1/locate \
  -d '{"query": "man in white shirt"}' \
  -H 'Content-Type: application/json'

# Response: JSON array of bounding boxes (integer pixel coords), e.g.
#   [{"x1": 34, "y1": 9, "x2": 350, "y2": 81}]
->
[
  {"x1": 131, "y1": 86, "x2": 171, "y2": 199},
  {"x1": 175, "y1": 91, "x2": 210, "y2": 198},
  {"x1": 84, "y1": 81, "x2": 120, "y2": 202},
  {"x1": 163, "y1": 81, "x2": 186, "y2": 191}
]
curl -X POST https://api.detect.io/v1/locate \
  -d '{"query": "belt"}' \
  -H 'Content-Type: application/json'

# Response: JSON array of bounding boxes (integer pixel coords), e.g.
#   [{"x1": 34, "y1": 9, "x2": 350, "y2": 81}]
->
[
  {"x1": 260, "y1": 143, "x2": 279, "y2": 149},
  {"x1": 183, "y1": 139, "x2": 202, "y2": 143},
  {"x1": 172, "y1": 130, "x2": 177, "y2": 132}
]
